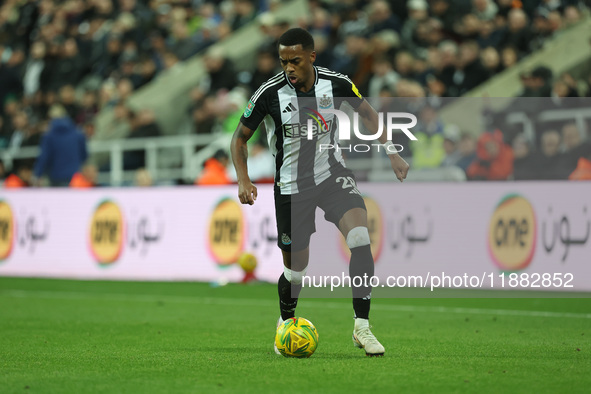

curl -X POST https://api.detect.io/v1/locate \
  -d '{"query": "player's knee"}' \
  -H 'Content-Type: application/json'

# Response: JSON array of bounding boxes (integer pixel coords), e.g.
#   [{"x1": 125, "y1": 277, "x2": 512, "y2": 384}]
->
[
  {"x1": 346, "y1": 226, "x2": 370, "y2": 249},
  {"x1": 284, "y1": 266, "x2": 307, "y2": 285}
]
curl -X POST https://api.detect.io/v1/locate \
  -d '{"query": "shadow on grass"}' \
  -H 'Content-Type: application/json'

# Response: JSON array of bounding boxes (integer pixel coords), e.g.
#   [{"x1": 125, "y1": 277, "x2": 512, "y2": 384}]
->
[{"x1": 196, "y1": 345, "x2": 365, "y2": 360}]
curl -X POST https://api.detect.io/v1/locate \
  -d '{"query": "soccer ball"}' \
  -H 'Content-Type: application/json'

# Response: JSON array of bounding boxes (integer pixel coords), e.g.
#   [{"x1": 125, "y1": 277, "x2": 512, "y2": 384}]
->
[
  {"x1": 275, "y1": 317, "x2": 319, "y2": 358},
  {"x1": 237, "y1": 252, "x2": 257, "y2": 273}
]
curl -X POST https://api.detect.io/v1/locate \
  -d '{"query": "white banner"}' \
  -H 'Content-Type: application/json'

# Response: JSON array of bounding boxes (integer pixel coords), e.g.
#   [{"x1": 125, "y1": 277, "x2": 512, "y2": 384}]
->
[
  {"x1": 0, "y1": 187, "x2": 282, "y2": 282},
  {"x1": 307, "y1": 182, "x2": 591, "y2": 293},
  {"x1": 1, "y1": 183, "x2": 590, "y2": 292}
]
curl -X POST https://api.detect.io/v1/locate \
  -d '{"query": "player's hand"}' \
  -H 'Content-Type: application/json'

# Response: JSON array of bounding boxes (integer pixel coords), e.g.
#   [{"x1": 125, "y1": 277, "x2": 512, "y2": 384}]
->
[
  {"x1": 390, "y1": 154, "x2": 410, "y2": 182},
  {"x1": 238, "y1": 180, "x2": 257, "y2": 205}
]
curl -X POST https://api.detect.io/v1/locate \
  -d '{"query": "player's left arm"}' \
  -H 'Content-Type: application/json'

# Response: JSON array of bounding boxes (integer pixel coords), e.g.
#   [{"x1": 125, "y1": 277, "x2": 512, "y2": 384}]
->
[{"x1": 357, "y1": 99, "x2": 410, "y2": 182}]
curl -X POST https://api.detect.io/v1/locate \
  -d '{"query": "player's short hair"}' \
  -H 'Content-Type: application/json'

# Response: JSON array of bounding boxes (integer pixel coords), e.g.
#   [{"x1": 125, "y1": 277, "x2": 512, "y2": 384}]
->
[{"x1": 278, "y1": 28, "x2": 314, "y2": 51}]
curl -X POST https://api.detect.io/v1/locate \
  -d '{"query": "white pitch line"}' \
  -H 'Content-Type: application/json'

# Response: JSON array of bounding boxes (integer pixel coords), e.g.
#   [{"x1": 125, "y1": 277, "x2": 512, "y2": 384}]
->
[{"x1": 1, "y1": 289, "x2": 590, "y2": 319}]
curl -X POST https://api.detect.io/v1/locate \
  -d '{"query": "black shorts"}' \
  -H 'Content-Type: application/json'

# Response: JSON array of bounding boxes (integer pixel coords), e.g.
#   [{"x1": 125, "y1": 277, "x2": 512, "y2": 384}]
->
[{"x1": 274, "y1": 169, "x2": 366, "y2": 252}]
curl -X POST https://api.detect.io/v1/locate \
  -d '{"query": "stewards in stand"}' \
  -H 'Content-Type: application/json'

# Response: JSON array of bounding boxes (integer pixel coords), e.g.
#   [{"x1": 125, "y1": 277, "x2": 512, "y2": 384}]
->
[
  {"x1": 467, "y1": 129, "x2": 514, "y2": 180},
  {"x1": 70, "y1": 163, "x2": 98, "y2": 188},
  {"x1": 196, "y1": 149, "x2": 231, "y2": 186}
]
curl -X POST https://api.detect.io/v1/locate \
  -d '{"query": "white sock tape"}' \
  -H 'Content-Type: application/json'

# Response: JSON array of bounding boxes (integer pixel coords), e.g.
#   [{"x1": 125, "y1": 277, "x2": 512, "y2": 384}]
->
[
  {"x1": 284, "y1": 266, "x2": 307, "y2": 285},
  {"x1": 346, "y1": 226, "x2": 371, "y2": 249}
]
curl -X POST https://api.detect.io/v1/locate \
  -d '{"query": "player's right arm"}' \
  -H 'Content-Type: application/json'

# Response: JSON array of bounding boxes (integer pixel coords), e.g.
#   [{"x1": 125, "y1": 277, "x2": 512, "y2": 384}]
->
[{"x1": 231, "y1": 122, "x2": 258, "y2": 205}]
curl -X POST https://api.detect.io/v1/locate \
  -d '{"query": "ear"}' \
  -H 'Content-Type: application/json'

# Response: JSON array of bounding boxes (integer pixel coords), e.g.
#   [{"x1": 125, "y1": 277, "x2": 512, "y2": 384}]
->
[{"x1": 310, "y1": 50, "x2": 316, "y2": 64}]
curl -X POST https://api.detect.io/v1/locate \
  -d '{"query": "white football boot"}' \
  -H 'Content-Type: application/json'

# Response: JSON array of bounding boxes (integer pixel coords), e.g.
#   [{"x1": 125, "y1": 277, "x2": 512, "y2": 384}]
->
[
  {"x1": 352, "y1": 318, "x2": 385, "y2": 356},
  {"x1": 273, "y1": 316, "x2": 284, "y2": 355}
]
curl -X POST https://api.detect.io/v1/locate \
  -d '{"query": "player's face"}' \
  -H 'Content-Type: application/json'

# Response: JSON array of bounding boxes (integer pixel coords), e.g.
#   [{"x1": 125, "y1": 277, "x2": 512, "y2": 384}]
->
[{"x1": 278, "y1": 44, "x2": 316, "y2": 91}]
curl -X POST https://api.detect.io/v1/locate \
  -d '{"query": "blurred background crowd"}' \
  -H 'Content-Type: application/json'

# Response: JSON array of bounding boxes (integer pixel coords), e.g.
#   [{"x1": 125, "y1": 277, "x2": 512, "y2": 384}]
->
[{"x1": 1, "y1": 0, "x2": 591, "y2": 188}]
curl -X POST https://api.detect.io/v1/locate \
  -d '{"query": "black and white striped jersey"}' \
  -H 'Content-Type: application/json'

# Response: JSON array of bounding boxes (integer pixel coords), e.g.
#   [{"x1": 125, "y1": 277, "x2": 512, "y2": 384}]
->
[{"x1": 240, "y1": 66, "x2": 364, "y2": 195}]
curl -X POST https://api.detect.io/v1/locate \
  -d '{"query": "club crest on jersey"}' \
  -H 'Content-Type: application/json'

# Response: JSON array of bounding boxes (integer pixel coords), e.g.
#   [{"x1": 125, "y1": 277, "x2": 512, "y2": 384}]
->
[
  {"x1": 243, "y1": 100, "x2": 255, "y2": 118},
  {"x1": 281, "y1": 233, "x2": 292, "y2": 245},
  {"x1": 318, "y1": 94, "x2": 332, "y2": 109}
]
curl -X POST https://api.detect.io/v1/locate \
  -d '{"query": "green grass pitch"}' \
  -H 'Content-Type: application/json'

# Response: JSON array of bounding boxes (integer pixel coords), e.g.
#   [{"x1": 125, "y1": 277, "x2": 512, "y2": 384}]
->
[{"x1": 1, "y1": 277, "x2": 590, "y2": 393}]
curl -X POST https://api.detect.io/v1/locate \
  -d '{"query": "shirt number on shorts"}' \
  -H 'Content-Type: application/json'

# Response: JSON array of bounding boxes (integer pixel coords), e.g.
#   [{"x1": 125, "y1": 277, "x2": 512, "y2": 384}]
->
[{"x1": 336, "y1": 176, "x2": 361, "y2": 195}]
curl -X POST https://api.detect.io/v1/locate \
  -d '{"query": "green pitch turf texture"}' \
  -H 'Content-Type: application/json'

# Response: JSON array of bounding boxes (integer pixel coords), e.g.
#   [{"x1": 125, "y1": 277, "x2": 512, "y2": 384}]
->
[{"x1": 1, "y1": 278, "x2": 589, "y2": 393}]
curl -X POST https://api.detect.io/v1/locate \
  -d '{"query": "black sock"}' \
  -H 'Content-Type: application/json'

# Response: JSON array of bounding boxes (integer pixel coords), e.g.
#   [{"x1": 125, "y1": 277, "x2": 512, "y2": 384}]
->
[
  {"x1": 278, "y1": 273, "x2": 302, "y2": 320},
  {"x1": 349, "y1": 244, "x2": 374, "y2": 320}
]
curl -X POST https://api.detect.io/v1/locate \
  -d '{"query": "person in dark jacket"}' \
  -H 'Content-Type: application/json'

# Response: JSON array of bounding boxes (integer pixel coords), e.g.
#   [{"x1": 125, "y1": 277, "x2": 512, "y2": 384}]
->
[{"x1": 34, "y1": 104, "x2": 88, "y2": 186}]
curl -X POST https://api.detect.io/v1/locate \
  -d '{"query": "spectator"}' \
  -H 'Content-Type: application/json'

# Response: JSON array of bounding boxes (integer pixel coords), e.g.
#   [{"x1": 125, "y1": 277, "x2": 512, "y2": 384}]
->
[
  {"x1": 306, "y1": 7, "x2": 332, "y2": 38},
  {"x1": 33, "y1": 104, "x2": 88, "y2": 186},
  {"x1": 94, "y1": 35, "x2": 123, "y2": 79},
  {"x1": 366, "y1": 56, "x2": 400, "y2": 98},
  {"x1": 480, "y1": 47, "x2": 502, "y2": 79},
  {"x1": 22, "y1": 41, "x2": 49, "y2": 99},
  {"x1": 531, "y1": 11, "x2": 563, "y2": 51},
  {"x1": 169, "y1": 21, "x2": 198, "y2": 61},
  {"x1": 569, "y1": 154, "x2": 591, "y2": 181},
  {"x1": 107, "y1": 102, "x2": 132, "y2": 139},
  {"x1": 467, "y1": 129, "x2": 514, "y2": 180},
  {"x1": 369, "y1": 30, "x2": 400, "y2": 61},
  {"x1": 366, "y1": 1, "x2": 401, "y2": 35},
  {"x1": 411, "y1": 105, "x2": 446, "y2": 169},
  {"x1": 401, "y1": 0, "x2": 429, "y2": 52},
  {"x1": 551, "y1": 73, "x2": 579, "y2": 101},
  {"x1": 191, "y1": 93, "x2": 218, "y2": 135},
  {"x1": 70, "y1": 163, "x2": 98, "y2": 188},
  {"x1": 430, "y1": 0, "x2": 461, "y2": 33},
  {"x1": 196, "y1": 149, "x2": 231, "y2": 186},
  {"x1": 472, "y1": 0, "x2": 498, "y2": 22},
  {"x1": 123, "y1": 109, "x2": 162, "y2": 171},
  {"x1": 118, "y1": 52, "x2": 142, "y2": 88},
  {"x1": 561, "y1": 123, "x2": 591, "y2": 173},
  {"x1": 310, "y1": 33, "x2": 333, "y2": 68},
  {"x1": 196, "y1": 47, "x2": 237, "y2": 98},
  {"x1": 330, "y1": 32, "x2": 368, "y2": 82},
  {"x1": 499, "y1": 8, "x2": 532, "y2": 56},
  {"x1": 75, "y1": 90, "x2": 99, "y2": 126},
  {"x1": 21, "y1": 120, "x2": 45, "y2": 147},
  {"x1": 447, "y1": 41, "x2": 488, "y2": 96},
  {"x1": 500, "y1": 46, "x2": 518, "y2": 71},
  {"x1": 134, "y1": 168, "x2": 153, "y2": 187},
  {"x1": 7, "y1": 111, "x2": 31, "y2": 151},
  {"x1": 393, "y1": 51, "x2": 416, "y2": 81},
  {"x1": 477, "y1": 20, "x2": 503, "y2": 49},
  {"x1": 59, "y1": 85, "x2": 80, "y2": 120},
  {"x1": 512, "y1": 134, "x2": 538, "y2": 180},
  {"x1": 50, "y1": 38, "x2": 86, "y2": 91},
  {"x1": 230, "y1": 0, "x2": 257, "y2": 31},
  {"x1": 532, "y1": 129, "x2": 569, "y2": 180},
  {"x1": 162, "y1": 51, "x2": 180, "y2": 71},
  {"x1": 4, "y1": 163, "x2": 33, "y2": 188},
  {"x1": 248, "y1": 48, "x2": 280, "y2": 94},
  {"x1": 563, "y1": 5, "x2": 582, "y2": 28},
  {"x1": 519, "y1": 66, "x2": 553, "y2": 97},
  {"x1": 0, "y1": 53, "x2": 23, "y2": 117},
  {"x1": 116, "y1": 79, "x2": 134, "y2": 102},
  {"x1": 454, "y1": 13, "x2": 481, "y2": 40}
]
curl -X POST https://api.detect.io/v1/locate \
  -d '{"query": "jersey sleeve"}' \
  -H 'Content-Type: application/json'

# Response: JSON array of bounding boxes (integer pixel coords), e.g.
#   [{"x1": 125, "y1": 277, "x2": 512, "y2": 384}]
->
[
  {"x1": 335, "y1": 74, "x2": 364, "y2": 109},
  {"x1": 240, "y1": 91, "x2": 268, "y2": 131}
]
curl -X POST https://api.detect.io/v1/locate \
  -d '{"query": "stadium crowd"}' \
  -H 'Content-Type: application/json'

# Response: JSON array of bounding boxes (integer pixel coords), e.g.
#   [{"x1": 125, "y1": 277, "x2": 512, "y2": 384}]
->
[{"x1": 1, "y1": 0, "x2": 591, "y2": 187}]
